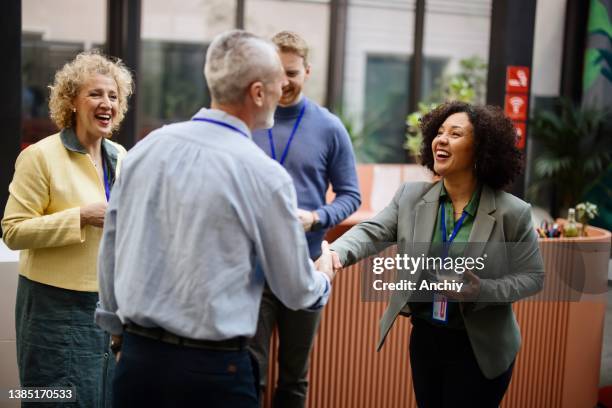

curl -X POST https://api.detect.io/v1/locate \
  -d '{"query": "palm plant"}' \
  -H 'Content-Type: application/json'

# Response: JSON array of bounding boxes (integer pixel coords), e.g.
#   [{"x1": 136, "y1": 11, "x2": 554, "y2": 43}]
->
[{"x1": 528, "y1": 98, "x2": 612, "y2": 212}]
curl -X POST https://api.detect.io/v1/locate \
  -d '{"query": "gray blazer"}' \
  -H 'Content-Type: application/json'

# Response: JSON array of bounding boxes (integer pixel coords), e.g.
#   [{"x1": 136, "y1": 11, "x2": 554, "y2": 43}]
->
[{"x1": 330, "y1": 181, "x2": 544, "y2": 379}]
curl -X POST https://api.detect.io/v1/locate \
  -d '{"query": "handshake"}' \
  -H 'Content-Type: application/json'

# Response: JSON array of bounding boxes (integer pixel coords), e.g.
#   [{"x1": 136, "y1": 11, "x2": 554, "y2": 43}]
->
[{"x1": 314, "y1": 240, "x2": 343, "y2": 282}]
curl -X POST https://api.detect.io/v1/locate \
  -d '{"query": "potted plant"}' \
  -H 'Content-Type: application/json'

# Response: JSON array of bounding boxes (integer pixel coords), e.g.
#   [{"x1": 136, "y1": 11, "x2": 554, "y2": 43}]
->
[{"x1": 528, "y1": 98, "x2": 611, "y2": 216}]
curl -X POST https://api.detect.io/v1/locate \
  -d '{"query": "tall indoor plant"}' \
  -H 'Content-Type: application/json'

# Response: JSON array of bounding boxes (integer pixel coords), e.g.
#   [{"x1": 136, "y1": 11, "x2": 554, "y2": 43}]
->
[{"x1": 528, "y1": 98, "x2": 611, "y2": 215}]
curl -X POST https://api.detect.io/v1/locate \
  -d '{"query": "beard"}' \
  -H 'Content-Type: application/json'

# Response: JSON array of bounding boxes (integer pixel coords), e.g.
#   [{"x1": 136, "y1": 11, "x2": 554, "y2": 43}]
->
[{"x1": 280, "y1": 86, "x2": 301, "y2": 105}]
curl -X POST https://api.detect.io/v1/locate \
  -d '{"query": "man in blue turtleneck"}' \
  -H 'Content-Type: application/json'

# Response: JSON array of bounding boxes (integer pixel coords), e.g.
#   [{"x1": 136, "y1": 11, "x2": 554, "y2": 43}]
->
[{"x1": 249, "y1": 31, "x2": 361, "y2": 407}]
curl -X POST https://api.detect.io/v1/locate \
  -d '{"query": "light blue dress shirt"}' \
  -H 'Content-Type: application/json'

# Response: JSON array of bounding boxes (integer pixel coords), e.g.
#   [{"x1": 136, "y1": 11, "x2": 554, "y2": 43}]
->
[{"x1": 95, "y1": 108, "x2": 330, "y2": 340}]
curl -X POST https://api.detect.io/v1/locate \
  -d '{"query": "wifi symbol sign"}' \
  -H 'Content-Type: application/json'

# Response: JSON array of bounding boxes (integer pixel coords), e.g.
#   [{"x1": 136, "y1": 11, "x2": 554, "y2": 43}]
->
[{"x1": 504, "y1": 94, "x2": 528, "y2": 120}]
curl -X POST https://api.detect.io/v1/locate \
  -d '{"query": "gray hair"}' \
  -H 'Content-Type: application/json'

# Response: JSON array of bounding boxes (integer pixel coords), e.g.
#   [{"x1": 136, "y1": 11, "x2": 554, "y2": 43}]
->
[{"x1": 204, "y1": 30, "x2": 280, "y2": 105}]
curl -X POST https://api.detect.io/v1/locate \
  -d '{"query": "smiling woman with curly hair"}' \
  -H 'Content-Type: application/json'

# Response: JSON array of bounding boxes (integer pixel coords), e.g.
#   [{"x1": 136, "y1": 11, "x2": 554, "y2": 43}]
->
[
  {"x1": 420, "y1": 101, "x2": 524, "y2": 190},
  {"x1": 328, "y1": 101, "x2": 544, "y2": 407},
  {"x1": 2, "y1": 50, "x2": 133, "y2": 408}
]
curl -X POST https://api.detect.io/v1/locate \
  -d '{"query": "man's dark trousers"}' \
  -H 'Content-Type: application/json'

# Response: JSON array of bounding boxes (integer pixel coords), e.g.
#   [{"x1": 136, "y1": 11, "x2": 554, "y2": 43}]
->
[
  {"x1": 113, "y1": 332, "x2": 259, "y2": 407},
  {"x1": 249, "y1": 284, "x2": 321, "y2": 408}
]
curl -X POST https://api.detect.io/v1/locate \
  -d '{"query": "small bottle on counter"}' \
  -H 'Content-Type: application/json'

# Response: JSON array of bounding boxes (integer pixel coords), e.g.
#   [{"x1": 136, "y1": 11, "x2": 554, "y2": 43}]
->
[{"x1": 563, "y1": 208, "x2": 579, "y2": 237}]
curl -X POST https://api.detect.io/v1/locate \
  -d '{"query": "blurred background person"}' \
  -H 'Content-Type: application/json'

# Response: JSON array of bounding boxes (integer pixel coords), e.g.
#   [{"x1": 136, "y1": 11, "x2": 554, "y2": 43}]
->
[
  {"x1": 329, "y1": 101, "x2": 544, "y2": 407},
  {"x1": 2, "y1": 51, "x2": 133, "y2": 407},
  {"x1": 249, "y1": 30, "x2": 360, "y2": 408}
]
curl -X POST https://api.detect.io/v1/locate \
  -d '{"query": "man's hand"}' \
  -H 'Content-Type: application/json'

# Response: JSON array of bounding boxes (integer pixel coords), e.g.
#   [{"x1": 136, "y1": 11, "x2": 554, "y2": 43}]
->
[
  {"x1": 110, "y1": 334, "x2": 123, "y2": 362},
  {"x1": 80, "y1": 202, "x2": 108, "y2": 228},
  {"x1": 297, "y1": 208, "x2": 314, "y2": 231},
  {"x1": 330, "y1": 250, "x2": 343, "y2": 273},
  {"x1": 315, "y1": 241, "x2": 336, "y2": 282},
  {"x1": 441, "y1": 270, "x2": 481, "y2": 301}
]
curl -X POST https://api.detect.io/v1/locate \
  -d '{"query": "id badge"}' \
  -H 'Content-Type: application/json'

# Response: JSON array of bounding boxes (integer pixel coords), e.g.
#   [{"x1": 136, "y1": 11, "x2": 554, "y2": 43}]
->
[{"x1": 432, "y1": 293, "x2": 448, "y2": 323}]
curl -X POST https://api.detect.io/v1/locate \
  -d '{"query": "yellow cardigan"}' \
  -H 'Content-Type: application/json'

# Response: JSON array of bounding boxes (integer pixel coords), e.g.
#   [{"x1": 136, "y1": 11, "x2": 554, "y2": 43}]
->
[{"x1": 2, "y1": 130, "x2": 126, "y2": 292}]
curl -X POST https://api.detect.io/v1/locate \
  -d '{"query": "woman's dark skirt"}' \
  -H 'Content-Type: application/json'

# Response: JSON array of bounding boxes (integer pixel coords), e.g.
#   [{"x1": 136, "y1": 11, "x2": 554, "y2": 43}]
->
[{"x1": 15, "y1": 275, "x2": 115, "y2": 407}]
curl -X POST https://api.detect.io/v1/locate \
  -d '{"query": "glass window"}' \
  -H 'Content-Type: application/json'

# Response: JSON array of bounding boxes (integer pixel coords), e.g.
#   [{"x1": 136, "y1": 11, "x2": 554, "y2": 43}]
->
[
  {"x1": 343, "y1": 0, "x2": 491, "y2": 163},
  {"x1": 22, "y1": 0, "x2": 106, "y2": 146},
  {"x1": 343, "y1": 0, "x2": 415, "y2": 163},
  {"x1": 138, "y1": 0, "x2": 236, "y2": 140},
  {"x1": 362, "y1": 54, "x2": 446, "y2": 163},
  {"x1": 422, "y1": 0, "x2": 491, "y2": 104},
  {"x1": 245, "y1": 0, "x2": 331, "y2": 106}
]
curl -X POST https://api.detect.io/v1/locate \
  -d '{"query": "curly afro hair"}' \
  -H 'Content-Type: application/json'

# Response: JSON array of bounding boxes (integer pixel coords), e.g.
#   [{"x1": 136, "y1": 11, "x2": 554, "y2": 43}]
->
[{"x1": 419, "y1": 101, "x2": 523, "y2": 190}]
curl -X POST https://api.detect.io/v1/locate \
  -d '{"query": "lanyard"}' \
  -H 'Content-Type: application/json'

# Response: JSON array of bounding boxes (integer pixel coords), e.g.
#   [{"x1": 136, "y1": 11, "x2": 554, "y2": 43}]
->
[
  {"x1": 440, "y1": 201, "x2": 468, "y2": 244},
  {"x1": 267, "y1": 101, "x2": 307, "y2": 165},
  {"x1": 102, "y1": 159, "x2": 111, "y2": 202},
  {"x1": 192, "y1": 117, "x2": 249, "y2": 138}
]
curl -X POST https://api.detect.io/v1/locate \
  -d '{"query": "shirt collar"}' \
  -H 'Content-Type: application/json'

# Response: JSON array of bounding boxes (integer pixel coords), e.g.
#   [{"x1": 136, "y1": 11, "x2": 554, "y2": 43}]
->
[
  {"x1": 440, "y1": 182, "x2": 482, "y2": 217},
  {"x1": 60, "y1": 128, "x2": 87, "y2": 154},
  {"x1": 60, "y1": 127, "x2": 120, "y2": 174},
  {"x1": 191, "y1": 108, "x2": 252, "y2": 139}
]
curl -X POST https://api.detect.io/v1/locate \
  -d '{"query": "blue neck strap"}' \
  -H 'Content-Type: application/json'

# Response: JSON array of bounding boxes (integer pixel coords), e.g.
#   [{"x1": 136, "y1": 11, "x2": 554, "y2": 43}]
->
[
  {"x1": 103, "y1": 160, "x2": 110, "y2": 202},
  {"x1": 441, "y1": 201, "x2": 468, "y2": 244},
  {"x1": 267, "y1": 101, "x2": 307, "y2": 165},
  {"x1": 192, "y1": 117, "x2": 249, "y2": 138}
]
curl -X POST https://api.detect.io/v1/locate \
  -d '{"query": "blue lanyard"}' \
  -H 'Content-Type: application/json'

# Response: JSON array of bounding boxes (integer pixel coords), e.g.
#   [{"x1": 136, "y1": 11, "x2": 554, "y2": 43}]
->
[
  {"x1": 103, "y1": 160, "x2": 110, "y2": 202},
  {"x1": 192, "y1": 118, "x2": 249, "y2": 138},
  {"x1": 440, "y1": 201, "x2": 468, "y2": 244},
  {"x1": 267, "y1": 101, "x2": 307, "y2": 165}
]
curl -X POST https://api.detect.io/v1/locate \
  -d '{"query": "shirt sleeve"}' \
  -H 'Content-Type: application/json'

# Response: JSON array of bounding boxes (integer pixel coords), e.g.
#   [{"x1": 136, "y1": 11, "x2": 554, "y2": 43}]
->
[
  {"x1": 94, "y1": 174, "x2": 123, "y2": 335},
  {"x1": 255, "y1": 180, "x2": 331, "y2": 311},
  {"x1": 315, "y1": 122, "x2": 361, "y2": 228},
  {"x1": 2, "y1": 145, "x2": 84, "y2": 250}
]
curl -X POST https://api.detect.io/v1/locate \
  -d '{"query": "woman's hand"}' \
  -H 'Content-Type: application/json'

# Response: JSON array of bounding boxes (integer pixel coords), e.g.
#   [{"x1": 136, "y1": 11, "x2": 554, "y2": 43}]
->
[
  {"x1": 80, "y1": 202, "x2": 108, "y2": 228},
  {"x1": 442, "y1": 270, "x2": 481, "y2": 301}
]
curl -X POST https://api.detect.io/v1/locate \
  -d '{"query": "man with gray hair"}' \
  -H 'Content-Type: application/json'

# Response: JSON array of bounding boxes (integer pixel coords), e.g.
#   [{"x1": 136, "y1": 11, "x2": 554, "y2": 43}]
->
[{"x1": 95, "y1": 30, "x2": 336, "y2": 408}]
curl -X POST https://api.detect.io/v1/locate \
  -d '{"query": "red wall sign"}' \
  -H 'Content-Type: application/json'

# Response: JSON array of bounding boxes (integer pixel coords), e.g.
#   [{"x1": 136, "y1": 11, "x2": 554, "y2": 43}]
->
[
  {"x1": 504, "y1": 94, "x2": 528, "y2": 120},
  {"x1": 513, "y1": 121, "x2": 526, "y2": 149},
  {"x1": 506, "y1": 66, "x2": 530, "y2": 93}
]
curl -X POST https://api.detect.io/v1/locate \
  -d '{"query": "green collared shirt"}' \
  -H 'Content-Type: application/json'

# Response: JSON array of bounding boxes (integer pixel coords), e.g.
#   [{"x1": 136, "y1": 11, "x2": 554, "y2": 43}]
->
[{"x1": 411, "y1": 183, "x2": 482, "y2": 329}]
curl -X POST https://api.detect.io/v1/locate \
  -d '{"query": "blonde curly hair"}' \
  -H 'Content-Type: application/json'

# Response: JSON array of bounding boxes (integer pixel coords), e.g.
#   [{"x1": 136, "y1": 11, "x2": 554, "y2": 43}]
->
[{"x1": 48, "y1": 50, "x2": 134, "y2": 131}]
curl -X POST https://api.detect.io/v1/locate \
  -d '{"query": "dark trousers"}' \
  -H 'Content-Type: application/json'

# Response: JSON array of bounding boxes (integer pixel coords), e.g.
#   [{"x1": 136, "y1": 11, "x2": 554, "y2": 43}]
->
[
  {"x1": 113, "y1": 332, "x2": 259, "y2": 408},
  {"x1": 409, "y1": 318, "x2": 514, "y2": 408},
  {"x1": 249, "y1": 284, "x2": 322, "y2": 408}
]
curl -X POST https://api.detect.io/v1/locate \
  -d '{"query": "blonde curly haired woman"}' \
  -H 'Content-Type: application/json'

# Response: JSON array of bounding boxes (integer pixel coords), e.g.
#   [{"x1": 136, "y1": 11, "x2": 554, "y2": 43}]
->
[{"x1": 2, "y1": 51, "x2": 133, "y2": 407}]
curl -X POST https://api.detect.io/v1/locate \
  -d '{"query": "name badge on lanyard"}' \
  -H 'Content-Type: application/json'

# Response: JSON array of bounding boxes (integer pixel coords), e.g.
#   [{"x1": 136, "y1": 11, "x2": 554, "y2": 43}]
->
[{"x1": 432, "y1": 201, "x2": 468, "y2": 323}]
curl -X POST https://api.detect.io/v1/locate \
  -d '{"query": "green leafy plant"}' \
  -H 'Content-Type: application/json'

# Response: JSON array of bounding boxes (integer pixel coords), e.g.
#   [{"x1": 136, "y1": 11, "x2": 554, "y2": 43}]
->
[
  {"x1": 404, "y1": 56, "x2": 487, "y2": 160},
  {"x1": 575, "y1": 201, "x2": 600, "y2": 236},
  {"x1": 528, "y1": 99, "x2": 612, "y2": 212}
]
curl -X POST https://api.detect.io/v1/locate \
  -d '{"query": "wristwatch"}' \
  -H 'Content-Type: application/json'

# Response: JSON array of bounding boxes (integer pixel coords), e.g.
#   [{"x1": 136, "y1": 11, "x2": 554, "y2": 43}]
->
[{"x1": 311, "y1": 210, "x2": 323, "y2": 232}]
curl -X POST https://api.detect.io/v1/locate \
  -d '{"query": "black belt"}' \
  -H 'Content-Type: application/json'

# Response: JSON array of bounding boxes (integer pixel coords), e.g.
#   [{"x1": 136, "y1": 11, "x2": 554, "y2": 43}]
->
[{"x1": 124, "y1": 323, "x2": 246, "y2": 351}]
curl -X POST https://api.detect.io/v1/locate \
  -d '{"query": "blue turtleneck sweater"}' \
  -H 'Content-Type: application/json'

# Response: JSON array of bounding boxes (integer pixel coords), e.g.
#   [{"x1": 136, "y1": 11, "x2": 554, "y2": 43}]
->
[{"x1": 252, "y1": 96, "x2": 361, "y2": 258}]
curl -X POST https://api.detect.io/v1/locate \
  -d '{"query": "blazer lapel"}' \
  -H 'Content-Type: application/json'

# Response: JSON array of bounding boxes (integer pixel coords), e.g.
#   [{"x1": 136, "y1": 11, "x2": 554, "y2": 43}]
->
[
  {"x1": 402, "y1": 182, "x2": 442, "y2": 282},
  {"x1": 465, "y1": 185, "x2": 496, "y2": 260}
]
